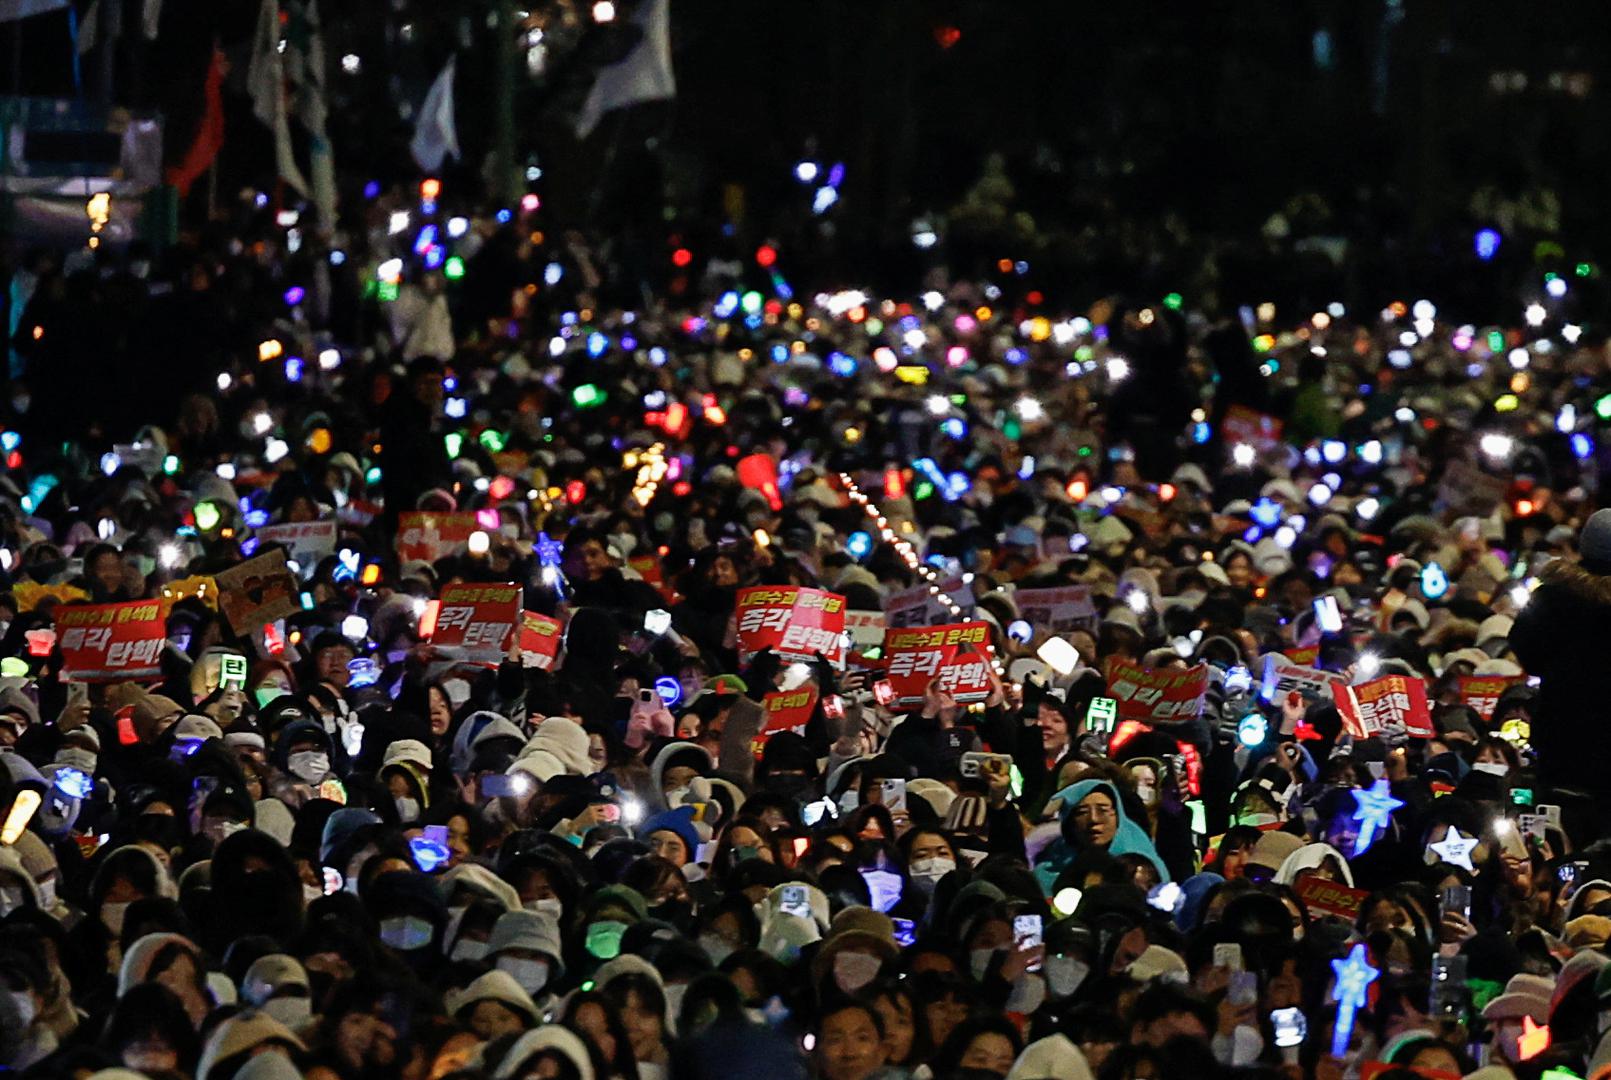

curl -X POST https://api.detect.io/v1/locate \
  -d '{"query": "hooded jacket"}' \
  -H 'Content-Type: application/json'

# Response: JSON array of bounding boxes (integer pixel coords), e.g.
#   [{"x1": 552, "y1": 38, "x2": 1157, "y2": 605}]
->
[
  {"x1": 1034, "y1": 779, "x2": 1171, "y2": 890},
  {"x1": 1511, "y1": 558, "x2": 1611, "y2": 800}
]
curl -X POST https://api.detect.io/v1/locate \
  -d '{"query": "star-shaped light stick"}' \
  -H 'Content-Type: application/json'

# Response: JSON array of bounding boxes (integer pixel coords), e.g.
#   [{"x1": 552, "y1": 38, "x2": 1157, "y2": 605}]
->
[
  {"x1": 1351, "y1": 778, "x2": 1404, "y2": 856},
  {"x1": 1329, "y1": 943, "x2": 1380, "y2": 1058},
  {"x1": 1428, "y1": 826, "x2": 1479, "y2": 872}
]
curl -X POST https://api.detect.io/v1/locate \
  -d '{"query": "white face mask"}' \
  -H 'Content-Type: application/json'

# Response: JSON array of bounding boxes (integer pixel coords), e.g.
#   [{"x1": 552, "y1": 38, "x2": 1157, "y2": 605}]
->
[
  {"x1": 303, "y1": 883, "x2": 324, "y2": 904},
  {"x1": 666, "y1": 786, "x2": 691, "y2": 807},
  {"x1": 394, "y1": 796, "x2": 420, "y2": 823},
  {"x1": 379, "y1": 916, "x2": 435, "y2": 951},
  {"x1": 1044, "y1": 954, "x2": 1089, "y2": 998},
  {"x1": 833, "y1": 951, "x2": 884, "y2": 994},
  {"x1": 262, "y1": 996, "x2": 312, "y2": 1029},
  {"x1": 1472, "y1": 761, "x2": 1510, "y2": 778},
  {"x1": 102, "y1": 900, "x2": 130, "y2": 936},
  {"x1": 699, "y1": 934, "x2": 735, "y2": 967},
  {"x1": 908, "y1": 856, "x2": 956, "y2": 885},
  {"x1": 9, "y1": 989, "x2": 36, "y2": 1028},
  {"x1": 451, "y1": 938, "x2": 490, "y2": 963},
  {"x1": 524, "y1": 897, "x2": 563, "y2": 919},
  {"x1": 970, "y1": 947, "x2": 999, "y2": 982},
  {"x1": 0, "y1": 885, "x2": 26, "y2": 916},
  {"x1": 36, "y1": 878, "x2": 57, "y2": 910},
  {"x1": 496, "y1": 955, "x2": 550, "y2": 994},
  {"x1": 288, "y1": 751, "x2": 330, "y2": 784}
]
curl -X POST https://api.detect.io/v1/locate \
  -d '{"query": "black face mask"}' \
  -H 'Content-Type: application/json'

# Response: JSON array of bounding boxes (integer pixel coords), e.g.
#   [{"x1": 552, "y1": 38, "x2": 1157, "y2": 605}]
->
[{"x1": 765, "y1": 774, "x2": 816, "y2": 802}]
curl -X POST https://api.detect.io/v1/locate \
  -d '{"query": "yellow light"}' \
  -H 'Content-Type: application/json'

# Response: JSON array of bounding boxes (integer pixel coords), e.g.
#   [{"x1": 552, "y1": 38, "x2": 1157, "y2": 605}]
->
[
  {"x1": 753, "y1": 529, "x2": 770, "y2": 548},
  {"x1": 362, "y1": 563, "x2": 382, "y2": 586},
  {"x1": 1510, "y1": 373, "x2": 1530, "y2": 394},
  {"x1": 1029, "y1": 317, "x2": 1051, "y2": 342},
  {"x1": 1, "y1": 789, "x2": 40, "y2": 844},
  {"x1": 1256, "y1": 302, "x2": 1276, "y2": 322},
  {"x1": 844, "y1": 427, "x2": 862, "y2": 443},
  {"x1": 1495, "y1": 394, "x2": 1520, "y2": 413},
  {"x1": 308, "y1": 427, "x2": 333, "y2": 454},
  {"x1": 975, "y1": 306, "x2": 992, "y2": 321},
  {"x1": 259, "y1": 339, "x2": 284, "y2": 362}
]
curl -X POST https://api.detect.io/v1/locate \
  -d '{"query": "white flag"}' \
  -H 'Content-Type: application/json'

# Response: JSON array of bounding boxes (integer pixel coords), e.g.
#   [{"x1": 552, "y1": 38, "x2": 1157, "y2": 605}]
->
[
  {"x1": 142, "y1": 0, "x2": 160, "y2": 39},
  {"x1": 0, "y1": 0, "x2": 67, "y2": 22},
  {"x1": 246, "y1": 0, "x2": 309, "y2": 197},
  {"x1": 287, "y1": 0, "x2": 336, "y2": 228},
  {"x1": 75, "y1": 0, "x2": 96, "y2": 53},
  {"x1": 410, "y1": 57, "x2": 460, "y2": 172},
  {"x1": 574, "y1": 0, "x2": 675, "y2": 138}
]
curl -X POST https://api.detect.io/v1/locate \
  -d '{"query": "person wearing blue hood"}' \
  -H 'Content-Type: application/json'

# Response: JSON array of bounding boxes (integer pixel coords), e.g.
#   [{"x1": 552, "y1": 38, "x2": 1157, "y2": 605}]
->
[{"x1": 1035, "y1": 779, "x2": 1170, "y2": 894}]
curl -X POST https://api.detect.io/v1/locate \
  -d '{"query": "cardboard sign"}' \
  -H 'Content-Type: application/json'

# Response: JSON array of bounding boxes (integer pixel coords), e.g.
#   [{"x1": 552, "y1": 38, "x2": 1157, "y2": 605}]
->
[
  {"x1": 1459, "y1": 675, "x2": 1525, "y2": 721},
  {"x1": 430, "y1": 583, "x2": 521, "y2": 662},
  {"x1": 844, "y1": 609, "x2": 887, "y2": 651},
  {"x1": 1222, "y1": 405, "x2": 1284, "y2": 452},
  {"x1": 885, "y1": 576, "x2": 973, "y2": 628},
  {"x1": 1014, "y1": 585, "x2": 1097, "y2": 634},
  {"x1": 519, "y1": 611, "x2": 564, "y2": 670},
  {"x1": 1105, "y1": 660, "x2": 1209, "y2": 722},
  {"x1": 1261, "y1": 654, "x2": 1348, "y2": 703},
  {"x1": 213, "y1": 550, "x2": 301, "y2": 635},
  {"x1": 1294, "y1": 875, "x2": 1371, "y2": 921},
  {"x1": 396, "y1": 511, "x2": 479, "y2": 564},
  {"x1": 254, "y1": 520, "x2": 338, "y2": 574},
  {"x1": 57, "y1": 600, "x2": 166, "y2": 681},
  {"x1": 761, "y1": 688, "x2": 819, "y2": 733},
  {"x1": 1333, "y1": 675, "x2": 1433, "y2": 739},
  {"x1": 735, "y1": 586, "x2": 846, "y2": 664},
  {"x1": 882, "y1": 621, "x2": 995, "y2": 707}
]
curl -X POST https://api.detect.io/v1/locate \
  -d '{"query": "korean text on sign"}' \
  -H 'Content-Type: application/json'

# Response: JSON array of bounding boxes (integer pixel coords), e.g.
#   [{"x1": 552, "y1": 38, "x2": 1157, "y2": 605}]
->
[
  {"x1": 735, "y1": 586, "x2": 847, "y2": 664},
  {"x1": 1332, "y1": 674, "x2": 1432, "y2": 738},
  {"x1": 1458, "y1": 675, "x2": 1524, "y2": 721},
  {"x1": 1105, "y1": 660, "x2": 1209, "y2": 722},
  {"x1": 881, "y1": 621, "x2": 994, "y2": 707},
  {"x1": 430, "y1": 583, "x2": 521, "y2": 662},
  {"x1": 57, "y1": 600, "x2": 166, "y2": 682},
  {"x1": 519, "y1": 611, "x2": 564, "y2": 670}
]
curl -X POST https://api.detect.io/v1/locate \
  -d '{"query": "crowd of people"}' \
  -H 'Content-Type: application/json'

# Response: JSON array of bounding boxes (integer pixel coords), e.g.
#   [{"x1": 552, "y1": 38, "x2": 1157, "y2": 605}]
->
[{"x1": 4, "y1": 179, "x2": 1611, "y2": 1080}]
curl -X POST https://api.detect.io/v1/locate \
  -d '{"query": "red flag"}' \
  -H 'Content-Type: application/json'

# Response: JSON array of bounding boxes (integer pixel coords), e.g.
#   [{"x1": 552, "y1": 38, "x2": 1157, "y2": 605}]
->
[{"x1": 166, "y1": 45, "x2": 226, "y2": 196}]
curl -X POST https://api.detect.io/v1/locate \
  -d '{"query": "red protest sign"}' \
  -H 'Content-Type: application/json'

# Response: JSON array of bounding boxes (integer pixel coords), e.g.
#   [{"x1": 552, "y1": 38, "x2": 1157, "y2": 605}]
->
[
  {"x1": 1294, "y1": 875, "x2": 1371, "y2": 921},
  {"x1": 882, "y1": 621, "x2": 995, "y2": 708},
  {"x1": 1283, "y1": 646, "x2": 1319, "y2": 666},
  {"x1": 761, "y1": 688, "x2": 819, "y2": 733},
  {"x1": 1459, "y1": 675, "x2": 1524, "y2": 721},
  {"x1": 1014, "y1": 585, "x2": 1097, "y2": 634},
  {"x1": 429, "y1": 583, "x2": 521, "y2": 662},
  {"x1": 396, "y1": 512, "x2": 479, "y2": 564},
  {"x1": 1105, "y1": 660, "x2": 1209, "y2": 722},
  {"x1": 1222, "y1": 405, "x2": 1284, "y2": 452},
  {"x1": 735, "y1": 586, "x2": 846, "y2": 664},
  {"x1": 519, "y1": 611, "x2": 564, "y2": 670},
  {"x1": 1333, "y1": 675, "x2": 1432, "y2": 739},
  {"x1": 1261, "y1": 654, "x2": 1347, "y2": 702},
  {"x1": 56, "y1": 600, "x2": 166, "y2": 682}
]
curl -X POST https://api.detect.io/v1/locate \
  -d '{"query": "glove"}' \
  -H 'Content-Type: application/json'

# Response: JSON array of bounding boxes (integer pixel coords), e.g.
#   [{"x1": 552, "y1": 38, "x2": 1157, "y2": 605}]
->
[{"x1": 742, "y1": 647, "x2": 782, "y2": 702}]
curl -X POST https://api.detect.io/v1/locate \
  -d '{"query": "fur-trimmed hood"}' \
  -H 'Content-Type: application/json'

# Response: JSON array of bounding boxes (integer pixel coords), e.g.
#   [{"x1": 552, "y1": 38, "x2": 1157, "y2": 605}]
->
[{"x1": 1540, "y1": 557, "x2": 1611, "y2": 605}]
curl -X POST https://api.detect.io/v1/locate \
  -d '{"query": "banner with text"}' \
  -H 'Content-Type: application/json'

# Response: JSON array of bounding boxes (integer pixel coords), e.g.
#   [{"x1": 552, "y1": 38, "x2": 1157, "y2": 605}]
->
[{"x1": 57, "y1": 600, "x2": 166, "y2": 682}]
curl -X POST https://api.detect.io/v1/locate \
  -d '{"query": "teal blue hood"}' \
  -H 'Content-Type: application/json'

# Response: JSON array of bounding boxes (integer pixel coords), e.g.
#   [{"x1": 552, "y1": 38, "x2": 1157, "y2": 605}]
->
[{"x1": 1033, "y1": 778, "x2": 1170, "y2": 891}]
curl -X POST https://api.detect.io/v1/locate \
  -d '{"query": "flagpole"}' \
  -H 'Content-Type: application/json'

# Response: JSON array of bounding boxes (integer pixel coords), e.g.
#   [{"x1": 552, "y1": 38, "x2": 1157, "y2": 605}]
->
[{"x1": 489, "y1": 0, "x2": 518, "y2": 205}]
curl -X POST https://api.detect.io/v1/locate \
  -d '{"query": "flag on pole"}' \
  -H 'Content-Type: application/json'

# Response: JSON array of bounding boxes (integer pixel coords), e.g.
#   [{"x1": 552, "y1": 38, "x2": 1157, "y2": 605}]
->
[
  {"x1": 166, "y1": 45, "x2": 226, "y2": 197},
  {"x1": 284, "y1": 0, "x2": 336, "y2": 228},
  {"x1": 574, "y1": 0, "x2": 675, "y2": 138},
  {"x1": 411, "y1": 56, "x2": 460, "y2": 172},
  {"x1": 74, "y1": 0, "x2": 96, "y2": 53},
  {"x1": 247, "y1": 0, "x2": 310, "y2": 197},
  {"x1": 0, "y1": 0, "x2": 67, "y2": 22},
  {"x1": 141, "y1": 0, "x2": 160, "y2": 39}
]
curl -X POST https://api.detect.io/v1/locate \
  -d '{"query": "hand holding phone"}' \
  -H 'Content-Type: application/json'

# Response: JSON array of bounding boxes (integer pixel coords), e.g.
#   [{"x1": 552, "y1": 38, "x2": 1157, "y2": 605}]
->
[
  {"x1": 1013, "y1": 914, "x2": 1043, "y2": 972},
  {"x1": 1314, "y1": 595, "x2": 1343, "y2": 634}
]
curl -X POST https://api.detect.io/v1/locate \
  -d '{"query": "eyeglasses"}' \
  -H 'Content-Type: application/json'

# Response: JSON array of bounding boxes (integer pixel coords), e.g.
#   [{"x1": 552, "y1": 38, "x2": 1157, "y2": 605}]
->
[{"x1": 1072, "y1": 804, "x2": 1117, "y2": 820}]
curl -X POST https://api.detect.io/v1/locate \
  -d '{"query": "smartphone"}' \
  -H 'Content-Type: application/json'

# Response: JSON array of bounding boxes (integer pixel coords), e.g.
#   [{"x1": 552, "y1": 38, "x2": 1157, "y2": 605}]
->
[
  {"x1": 220, "y1": 653, "x2": 248, "y2": 690},
  {"x1": 638, "y1": 689, "x2": 655, "y2": 704},
  {"x1": 780, "y1": 884, "x2": 812, "y2": 920},
  {"x1": 892, "y1": 917, "x2": 916, "y2": 948},
  {"x1": 1314, "y1": 595, "x2": 1343, "y2": 634},
  {"x1": 644, "y1": 609, "x2": 672, "y2": 636},
  {"x1": 960, "y1": 751, "x2": 1012, "y2": 779},
  {"x1": 1538, "y1": 804, "x2": 1562, "y2": 829},
  {"x1": 873, "y1": 680, "x2": 896, "y2": 707},
  {"x1": 822, "y1": 695, "x2": 845, "y2": 721},
  {"x1": 1214, "y1": 942, "x2": 1244, "y2": 971},
  {"x1": 1271, "y1": 1007, "x2": 1307, "y2": 1048},
  {"x1": 1228, "y1": 970, "x2": 1258, "y2": 1007},
  {"x1": 595, "y1": 802, "x2": 621, "y2": 824},
  {"x1": 1440, "y1": 885, "x2": 1472, "y2": 923},
  {"x1": 1013, "y1": 914, "x2": 1043, "y2": 971},
  {"x1": 1430, "y1": 954, "x2": 1468, "y2": 1017},
  {"x1": 880, "y1": 778, "x2": 907, "y2": 812},
  {"x1": 480, "y1": 774, "x2": 524, "y2": 798}
]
